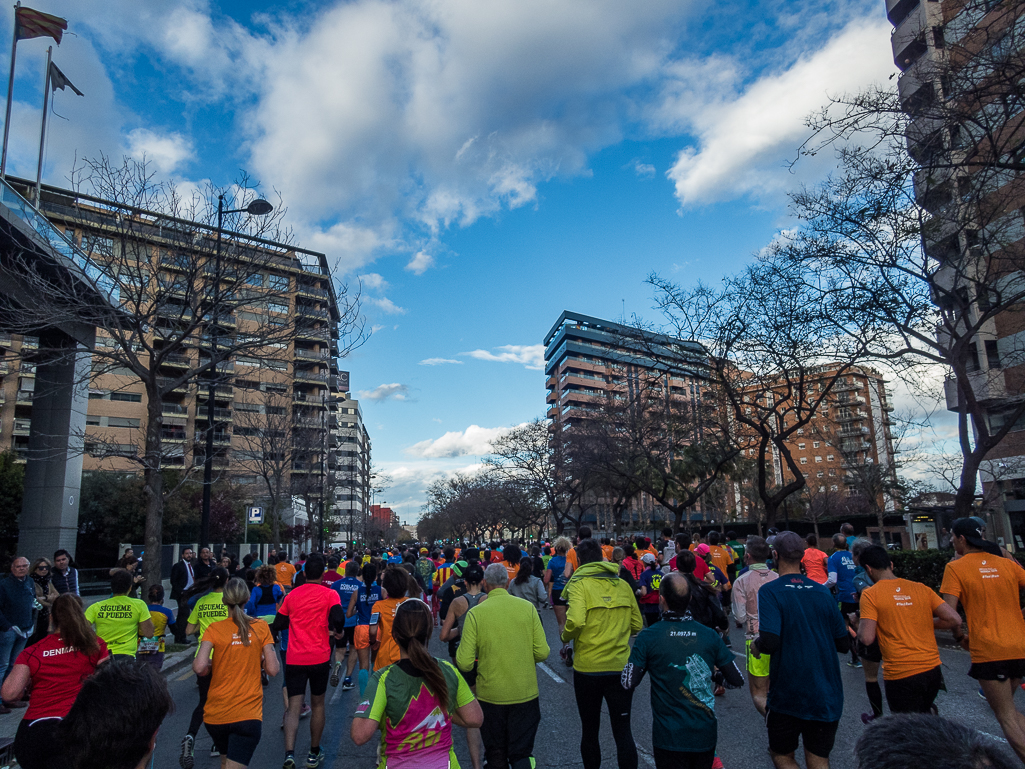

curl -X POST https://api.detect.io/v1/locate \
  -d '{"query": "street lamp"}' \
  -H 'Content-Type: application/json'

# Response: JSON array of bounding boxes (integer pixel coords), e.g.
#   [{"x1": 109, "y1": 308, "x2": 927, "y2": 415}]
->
[{"x1": 200, "y1": 195, "x2": 274, "y2": 552}]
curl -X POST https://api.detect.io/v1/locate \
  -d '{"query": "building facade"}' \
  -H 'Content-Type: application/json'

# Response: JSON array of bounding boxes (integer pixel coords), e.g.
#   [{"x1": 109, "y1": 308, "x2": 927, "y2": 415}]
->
[{"x1": 331, "y1": 379, "x2": 372, "y2": 545}]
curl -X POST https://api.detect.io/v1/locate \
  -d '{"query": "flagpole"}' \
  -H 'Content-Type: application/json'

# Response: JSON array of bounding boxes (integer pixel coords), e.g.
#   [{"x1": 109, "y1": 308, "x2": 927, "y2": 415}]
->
[
  {"x1": 0, "y1": 1, "x2": 21, "y2": 181},
  {"x1": 33, "y1": 43, "x2": 48, "y2": 207}
]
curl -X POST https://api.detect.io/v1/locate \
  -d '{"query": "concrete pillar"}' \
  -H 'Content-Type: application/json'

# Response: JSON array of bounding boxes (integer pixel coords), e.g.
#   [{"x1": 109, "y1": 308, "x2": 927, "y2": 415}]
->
[{"x1": 17, "y1": 329, "x2": 92, "y2": 559}]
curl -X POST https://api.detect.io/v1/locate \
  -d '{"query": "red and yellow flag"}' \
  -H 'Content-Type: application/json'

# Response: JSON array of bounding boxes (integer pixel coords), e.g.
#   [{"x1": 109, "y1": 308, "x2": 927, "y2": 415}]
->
[{"x1": 15, "y1": 6, "x2": 67, "y2": 44}]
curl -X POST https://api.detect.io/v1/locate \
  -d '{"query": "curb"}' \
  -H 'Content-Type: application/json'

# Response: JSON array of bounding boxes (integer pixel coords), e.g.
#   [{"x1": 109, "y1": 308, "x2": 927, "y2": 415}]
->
[{"x1": 160, "y1": 649, "x2": 194, "y2": 677}]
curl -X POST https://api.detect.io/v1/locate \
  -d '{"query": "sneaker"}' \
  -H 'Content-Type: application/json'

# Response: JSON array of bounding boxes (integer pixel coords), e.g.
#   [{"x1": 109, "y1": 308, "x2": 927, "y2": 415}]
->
[
  {"x1": 179, "y1": 734, "x2": 195, "y2": 769},
  {"x1": 342, "y1": 676, "x2": 355, "y2": 691},
  {"x1": 300, "y1": 704, "x2": 312, "y2": 719},
  {"x1": 861, "y1": 713, "x2": 876, "y2": 725},
  {"x1": 306, "y1": 748, "x2": 324, "y2": 769},
  {"x1": 979, "y1": 688, "x2": 987, "y2": 700},
  {"x1": 330, "y1": 662, "x2": 342, "y2": 687},
  {"x1": 210, "y1": 747, "x2": 220, "y2": 758},
  {"x1": 283, "y1": 754, "x2": 296, "y2": 769},
  {"x1": 848, "y1": 660, "x2": 863, "y2": 669},
  {"x1": 714, "y1": 685, "x2": 726, "y2": 697}
]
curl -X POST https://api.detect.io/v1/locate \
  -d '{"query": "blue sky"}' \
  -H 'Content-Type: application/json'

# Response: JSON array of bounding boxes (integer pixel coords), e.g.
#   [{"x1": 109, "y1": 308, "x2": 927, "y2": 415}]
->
[{"x1": 1, "y1": 0, "x2": 950, "y2": 522}]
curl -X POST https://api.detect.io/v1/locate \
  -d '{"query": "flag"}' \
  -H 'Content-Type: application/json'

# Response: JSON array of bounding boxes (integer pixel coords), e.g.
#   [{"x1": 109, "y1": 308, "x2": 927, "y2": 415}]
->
[
  {"x1": 15, "y1": 7, "x2": 67, "y2": 44},
  {"x1": 49, "y1": 61, "x2": 82, "y2": 95}
]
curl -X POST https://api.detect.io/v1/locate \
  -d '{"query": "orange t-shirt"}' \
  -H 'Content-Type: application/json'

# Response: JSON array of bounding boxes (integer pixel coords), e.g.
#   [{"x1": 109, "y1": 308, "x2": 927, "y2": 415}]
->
[
  {"x1": 202, "y1": 618, "x2": 274, "y2": 724},
  {"x1": 802, "y1": 548, "x2": 828, "y2": 584},
  {"x1": 859, "y1": 578, "x2": 942, "y2": 680},
  {"x1": 709, "y1": 545, "x2": 734, "y2": 574},
  {"x1": 601, "y1": 545, "x2": 614, "y2": 561},
  {"x1": 940, "y1": 552, "x2": 1025, "y2": 663},
  {"x1": 275, "y1": 562, "x2": 296, "y2": 590},
  {"x1": 566, "y1": 547, "x2": 579, "y2": 572},
  {"x1": 489, "y1": 552, "x2": 503, "y2": 564},
  {"x1": 504, "y1": 561, "x2": 520, "y2": 584},
  {"x1": 371, "y1": 596, "x2": 408, "y2": 670}
]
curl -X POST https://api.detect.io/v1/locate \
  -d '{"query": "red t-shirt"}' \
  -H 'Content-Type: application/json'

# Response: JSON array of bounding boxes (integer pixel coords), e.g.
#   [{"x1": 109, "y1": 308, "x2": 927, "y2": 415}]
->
[
  {"x1": 276, "y1": 582, "x2": 341, "y2": 665},
  {"x1": 16, "y1": 633, "x2": 108, "y2": 719},
  {"x1": 669, "y1": 555, "x2": 709, "y2": 581}
]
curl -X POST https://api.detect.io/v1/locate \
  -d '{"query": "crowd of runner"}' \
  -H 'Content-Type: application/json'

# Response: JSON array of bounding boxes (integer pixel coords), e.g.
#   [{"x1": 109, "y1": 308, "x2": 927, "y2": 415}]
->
[{"x1": 0, "y1": 516, "x2": 1022, "y2": 769}]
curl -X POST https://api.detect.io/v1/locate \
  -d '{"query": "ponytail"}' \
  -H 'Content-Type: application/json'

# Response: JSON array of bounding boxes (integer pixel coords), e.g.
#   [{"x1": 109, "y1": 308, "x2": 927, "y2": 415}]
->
[
  {"x1": 362, "y1": 562, "x2": 378, "y2": 598},
  {"x1": 52, "y1": 594, "x2": 99, "y2": 656},
  {"x1": 222, "y1": 578, "x2": 253, "y2": 646},
  {"x1": 514, "y1": 556, "x2": 531, "y2": 586},
  {"x1": 393, "y1": 601, "x2": 449, "y2": 714}
]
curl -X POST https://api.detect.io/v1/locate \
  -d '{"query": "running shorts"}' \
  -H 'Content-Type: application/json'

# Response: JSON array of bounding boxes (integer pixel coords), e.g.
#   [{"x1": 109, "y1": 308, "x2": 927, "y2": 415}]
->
[
  {"x1": 204, "y1": 720, "x2": 262, "y2": 765},
  {"x1": 968, "y1": 659, "x2": 1025, "y2": 681},
  {"x1": 885, "y1": 665, "x2": 944, "y2": 714},
  {"x1": 551, "y1": 588, "x2": 567, "y2": 607},
  {"x1": 765, "y1": 711, "x2": 838, "y2": 758},
  {"x1": 746, "y1": 639, "x2": 770, "y2": 678},
  {"x1": 651, "y1": 747, "x2": 714, "y2": 769},
  {"x1": 340, "y1": 626, "x2": 355, "y2": 647},
  {"x1": 354, "y1": 625, "x2": 371, "y2": 650},
  {"x1": 285, "y1": 662, "x2": 330, "y2": 698}
]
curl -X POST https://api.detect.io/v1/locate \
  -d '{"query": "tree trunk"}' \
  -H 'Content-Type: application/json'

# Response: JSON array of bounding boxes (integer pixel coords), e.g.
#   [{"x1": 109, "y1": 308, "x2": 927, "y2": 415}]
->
[{"x1": 142, "y1": 393, "x2": 164, "y2": 592}]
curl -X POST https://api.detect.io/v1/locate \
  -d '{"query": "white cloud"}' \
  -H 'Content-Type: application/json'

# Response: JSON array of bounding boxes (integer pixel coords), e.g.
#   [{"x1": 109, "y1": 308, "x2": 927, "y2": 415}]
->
[
  {"x1": 419, "y1": 358, "x2": 463, "y2": 366},
  {"x1": 406, "y1": 251, "x2": 435, "y2": 275},
  {"x1": 662, "y1": 16, "x2": 894, "y2": 206},
  {"x1": 358, "y1": 383, "x2": 411, "y2": 401},
  {"x1": 370, "y1": 297, "x2": 407, "y2": 315},
  {"x1": 405, "y1": 423, "x2": 526, "y2": 458},
  {"x1": 461, "y1": 344, "x2": 546, "y2": 370},
  {"x1": 125, "y1": 128, "x2": 194, "y2": 174},
  {"x1": 359, "y1": 273, "x2": 388, "y2": 290},
  {"x1": 629, "y1": 159, "x2": 656, "y2": 178}
]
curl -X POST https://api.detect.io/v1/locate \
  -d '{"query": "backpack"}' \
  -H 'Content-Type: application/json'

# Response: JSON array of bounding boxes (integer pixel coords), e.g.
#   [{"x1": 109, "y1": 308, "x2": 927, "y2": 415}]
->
[{"x1": 684, "y1": 573, "x2": 728, "y2": 632}]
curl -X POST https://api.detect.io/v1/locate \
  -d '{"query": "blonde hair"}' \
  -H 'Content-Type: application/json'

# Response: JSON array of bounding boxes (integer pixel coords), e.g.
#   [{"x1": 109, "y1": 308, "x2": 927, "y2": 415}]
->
[
  {"x1": 222, "y1": 578, "x2": 254, "y2": 646},
  {"x1": 553, "y1": 537, "x2": 573, "y2": 555}
]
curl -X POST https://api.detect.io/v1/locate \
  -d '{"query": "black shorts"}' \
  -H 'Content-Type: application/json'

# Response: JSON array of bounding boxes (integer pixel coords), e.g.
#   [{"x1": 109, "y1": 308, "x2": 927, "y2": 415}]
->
[
  {"x1": 340, "y1": 626, "x2": 355, "y2": 647},
  {"x1": 285, "y1": 662, "x2": 330, "y2": 698},
  {"x1": 551, "y1": 588, "x2": 567, "y2": 607},
  {"x1": 14, "y1": 716, "x2": 61, "y2": 769},
  {"x1": 652, "y1": 747, "x2": 714, "y2": 769},
  {"x1": 885, "y1": 665, "x2": 944, "y2": 713},
  {"x1": 968, "y1": 659, "x2": 1025, "y2": 681},
  {"x1": 204, "y1": 720, "x2": 262, "y2": 765},
  {"x1": 766, "y1": 711, "x2": 839, "y2": 758}
]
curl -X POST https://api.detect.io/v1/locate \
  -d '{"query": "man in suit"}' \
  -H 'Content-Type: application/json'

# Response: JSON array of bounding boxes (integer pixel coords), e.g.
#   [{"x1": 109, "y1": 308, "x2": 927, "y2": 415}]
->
[
  {"x1": 192, "y1": 547, "x2": 214, "y2": 581},
  {"x1": 169, "y1": 547, "x2": 195, "y2": 643}
]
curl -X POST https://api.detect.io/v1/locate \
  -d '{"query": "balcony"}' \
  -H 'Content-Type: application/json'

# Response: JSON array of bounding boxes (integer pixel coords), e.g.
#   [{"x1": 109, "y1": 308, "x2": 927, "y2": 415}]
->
[
  {"x1": 835, "y1": 395, "x2": 866, "y2": 407},
  {"x1": 944, "y1": 371, "x2": 1009, "y2": 411},
  {"x1": 297, "y1": 284, "x2": 329, "y2": 300},
  {"x1": 156, "y1": 377, "x2": 189, "y2": 394},
  {"x1": 835, "y1": 409, "x2": 867, "y2": 422},
  {"x1": 295, "y1": 348, "x2": 328, "y2": 361},
  {"x1": 158, "y1": 352, "x2": 191, "y2": 368},
  {"x1": 297, "y1": 305, "x2": 330, "y2": 320},
  {"x1": 891, "y1": 0, "x2": 926, "y2": 71},
  {"x1": 885, "y1": 0, "x2": 919, "y2": 26},
  {"x1": 296, "y1": 327, "x2": 331, "y2": 342},
  {"x1": 197, "y1": 383, "x2": 234, "y2": 397},
  {"x1": 162, "y1": 402, "x2": 187, "y2": 415},
  {"x1": 195, "y1": 407, "x2": 233, "y2": 422},
  {"x1": 160, "y1": 429, "x2": 187, "y2": 443},
  {"x1": 296, "y1": 370, "x2": 329, "y2": 384},
  {"x1": 15, "y1": 390, "x2": 33, "y2": 404},
  {"x1": 13, "y1": 419, "x2": 30, "y2": 435},
  {"x1": 0, "y1": 333, "x2": 10, "y2": 346},
  {"x1": 839, "y1": 426, "x2": 870, "y2": 438}
]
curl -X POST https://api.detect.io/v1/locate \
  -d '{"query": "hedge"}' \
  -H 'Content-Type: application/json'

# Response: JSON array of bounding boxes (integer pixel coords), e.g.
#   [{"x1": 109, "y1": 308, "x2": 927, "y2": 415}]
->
[{"x1": 888, "y1": 548, "x2": 1025, "y2": 592}]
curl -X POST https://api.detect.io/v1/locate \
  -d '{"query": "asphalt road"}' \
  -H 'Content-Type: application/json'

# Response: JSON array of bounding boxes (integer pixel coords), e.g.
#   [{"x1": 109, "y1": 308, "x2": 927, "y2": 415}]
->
[{"x1": 151, "y1": 611, "x2": 1021, "y2": 769}]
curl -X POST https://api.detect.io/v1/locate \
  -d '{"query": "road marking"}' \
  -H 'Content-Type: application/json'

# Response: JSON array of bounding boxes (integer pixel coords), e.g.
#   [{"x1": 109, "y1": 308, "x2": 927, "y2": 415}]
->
[
  {"x1": 978, "y1": 730, "x2": 1010, "y2": 745},
  {"x1": 330, "y1": 679, "x2": 346, "y2": 705},
  {"x1": 176, "y1": 670, "x2": 194, "y2": 681},
  {"x1": 537, "y1": 662, "x2": 565, "y2": 683},
  {"x1": 733, "y1": 651, "x2": 745, "y2": 658}
]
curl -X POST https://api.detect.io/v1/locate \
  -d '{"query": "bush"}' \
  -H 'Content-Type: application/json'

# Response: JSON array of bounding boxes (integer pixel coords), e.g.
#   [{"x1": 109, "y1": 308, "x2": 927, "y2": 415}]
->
[{"x1": 889, "y1": 549, "x2": 955, "y2": 592}]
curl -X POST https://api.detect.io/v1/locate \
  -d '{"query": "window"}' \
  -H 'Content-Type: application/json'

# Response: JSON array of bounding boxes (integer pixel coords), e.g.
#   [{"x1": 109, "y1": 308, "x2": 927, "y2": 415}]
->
[
  {"x1": 88, "y1": 392, "x2": 106, "y2": 400},
  {"x1": 800, "y1": 457, "x2": 808, "y2": 465},
  {"x1": 815, "y1": 456, "x2": 822, "y2": 463},
  {"x1": 813, "y1": 441, "x2": 820, "y2": 448},
  {"x1": 245, "y1": 273, "x2": 263, "y2": 287},
  {"x1": 829, "y1": 469, "x2": 836, "y2": 476},
  {"x1": 798, "y1": 442, "x2": 806, "y2": 450},
  {"x1": 831, "y1": 485, "x2": 839, "y2": 492},
  {"x1": 827, "y1": 454, "x2": 834, "y2": 461},
  {"x1": 86, "y1": 416, "x2": 100, "y2": 426},
  {"x1": 268, "y1": 274, "x2": 289, "y2": 292},
  {"x1": 268, "y1": 302, "x2": 288, "y2": 315},
  {"x1": 985, "y1": 339, "x2": 1001, "y2": 369},
  {"x1": 796, "y1": 428, "x2": 804, "y2": 435},
  {"x1": 819, "y1": 485, "x2": 826, "y2": 493},
  {"x1": 817, "y1": 471, "x2": 824, "y2": 478},
  {"x1": 267, "y1": 406, "x2": 286, "y2": 415},
  {"x1": 107, "y1": 417, "x2": 140, "y2": 428},
  {"x1": 110, "y1": 392, "x2": 142, "y2": 402}
]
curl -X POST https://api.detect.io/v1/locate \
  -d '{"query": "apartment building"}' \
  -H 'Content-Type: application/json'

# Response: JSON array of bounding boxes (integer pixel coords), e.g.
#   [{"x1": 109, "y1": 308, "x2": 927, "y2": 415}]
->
[
  {"x1": 331, "y1": 378, "x2": 372, "y2": 544},
  {"x1": 0, "y1": 177, "x2": 350, "y2": 536},
  {"x1": 888, "y1": 0, "x2": 1025, "y2": 549}
]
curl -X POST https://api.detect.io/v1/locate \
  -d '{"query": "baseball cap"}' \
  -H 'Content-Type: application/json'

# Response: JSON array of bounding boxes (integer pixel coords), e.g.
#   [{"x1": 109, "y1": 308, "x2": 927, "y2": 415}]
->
[
  {"x1": 452, "y1": 560, "x2": 468, "y2": 577},
  {"x1": 952, "y1": 517, "x2": 986, "y2": 548},
  {"x1": 772, "y1": 531, "x2": 805, "y2": 561},
  {"x1": 694, "y1": 544, "x2": 711, "y2": 556},
  {"x1": 641, "y1": 553, "x2": 656, "y2": 565},
  {"x1": 420, "y1": 547, "x2": 428, "y2": 554}
]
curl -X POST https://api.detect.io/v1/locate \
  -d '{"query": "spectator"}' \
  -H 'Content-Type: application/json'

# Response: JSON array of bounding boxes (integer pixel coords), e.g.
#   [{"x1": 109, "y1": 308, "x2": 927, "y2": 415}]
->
[
  {"x1": 1, "y1": 593, "x2": 108, "y2": 769},
  {"x1": 51, "y1": 549, "x2": 79, "y2": 596},
  {"x1": 27, "y1": 557, "x2": 58, "y2": 646},
  {"x1": 85, "y1": 569, "x2": 154, "y2": 658},
  {"x1": 193, "y1": 547, "x2": 214, "y2": 581},
  {"x1": 456, "y1": 563, "x2": 549, "y2": 769},
  {"x1": 561, "y1": 538, "x2": 642, "y2": 769},
  {"x1": 58, "y1": 656, "x2": 174, "y2": 769},
  {"x1": 170, "y1": 547, "x2": 196, "y2": 644},
  {"x1": 854, "y1": 714, "x2": 1018, "y2": 769},
  {"x1": 0, "y1": 556, "x2": 34, "y2": 705}
]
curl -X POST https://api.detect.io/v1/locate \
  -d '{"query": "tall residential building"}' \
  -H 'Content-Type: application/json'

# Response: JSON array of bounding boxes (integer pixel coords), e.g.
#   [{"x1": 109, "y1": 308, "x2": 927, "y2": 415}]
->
[
  {"x1": 2, "y1": 177, "x2": 348, "y2": 539},
  {"x1": 331, "y1": 376, "x2": 372, "y2": 544},
  {"x1": 888, "y1": 0, "x2": 1025, "y2": 549}
]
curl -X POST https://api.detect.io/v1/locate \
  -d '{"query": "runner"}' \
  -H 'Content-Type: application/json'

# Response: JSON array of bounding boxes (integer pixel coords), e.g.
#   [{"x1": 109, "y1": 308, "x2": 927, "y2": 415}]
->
[
  {"x1": 330, "y1": 560, "x2": 362, "y2": 690},
  {"x1": 706, "y1": 531, "x2": 735, "y2": 607},
  {"x1": 623, "y1": 573, "x2": 744, "y2": 769},
  {"x1": 139, "y1": 584, "x2": 175, "y2": 672},
  {"x1": 731, "y1": 536, "x2": 778, "y2": 716},
  {"x1": 275, "y1": 554, "x2": 297, "y2": 594},
  {"x1": 940, "y1": 517, "x2": 1025, "y2": 762},
  {"x1": 0, "y1": 594, "x2": 108, "y2": 769},
  {"x1": 84, "y1": 568, "x2": 153, "y2": 658},
  {"x1": 545, "y1": 537, "x2": 571, "y2": 650},
  {"x1": 346, "y1": 562, "x2": 382, "y2": 696},
  {"x1": 180, "y1": 567, "x2": 231, "y2": 769},
  {"x1": 371, "y1": 568, "x2": 411, "y2": 671},
  {"x1": 850, "y1": 539, "x2": 883, "y2": 723},
  {"x1": 271, "y1": 553, "x2": 345, "y2": 769},
  {"x1": 352, "y1": 600, "x2": 483, "y2": 769},
  {"x1": 194, "y1": 578, "x2": 279, "y2": 769},
  {"x1": 638, "y1": 553, "x2": 663, "y2": 626},
  {"x1": 857, "y1": 545, "x2": 961, "y2": 714},
  {"x1": 801, "y1": 534, "x2": 829, "y2": 585},
  {"x1": 825, "y1": 534, "x2": 861, "y2": 668}
]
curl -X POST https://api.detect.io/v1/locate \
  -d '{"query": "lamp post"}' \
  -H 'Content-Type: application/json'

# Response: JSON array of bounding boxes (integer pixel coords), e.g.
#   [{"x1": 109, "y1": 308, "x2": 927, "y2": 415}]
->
[{"x1": 200, "y1": 194, "x2": 274, "y2": 552}]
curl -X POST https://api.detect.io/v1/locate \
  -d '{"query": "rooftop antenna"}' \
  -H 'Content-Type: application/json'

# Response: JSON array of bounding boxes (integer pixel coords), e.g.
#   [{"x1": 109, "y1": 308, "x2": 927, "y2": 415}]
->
[{"x1": 622, "y1": 299, "x2": 625, "y2": 321}]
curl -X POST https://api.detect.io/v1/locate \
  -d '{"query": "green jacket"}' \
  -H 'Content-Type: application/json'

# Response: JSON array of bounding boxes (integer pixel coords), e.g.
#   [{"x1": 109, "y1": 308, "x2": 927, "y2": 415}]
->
[
  {"x1": 455, "y1": 588, "x2": 550, "y2": 705},
  {"x1": 560, "y1": 561, "x2": 642, "y2": 673}
]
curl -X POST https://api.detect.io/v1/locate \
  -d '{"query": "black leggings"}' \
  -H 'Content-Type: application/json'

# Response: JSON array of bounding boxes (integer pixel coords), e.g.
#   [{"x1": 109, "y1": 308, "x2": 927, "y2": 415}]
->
[
  {"x1": 205, "y1": 720, "x2": 262, "y2": 766},
  {"x1": 188, "y1": 673, "x2": 212, "y2": 737},
  {"x1": 14, "y1": 717, "x2": 61, "y2": 769},
  {"x1": 573, "y1": 671, "x2": 637, "y2": 769}
]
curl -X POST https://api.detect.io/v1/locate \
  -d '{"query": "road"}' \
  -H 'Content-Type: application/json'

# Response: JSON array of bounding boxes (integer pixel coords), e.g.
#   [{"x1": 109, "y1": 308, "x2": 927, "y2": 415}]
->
[{"x1": 152, "y1": 611, "x2": 1020, "y2": 769}]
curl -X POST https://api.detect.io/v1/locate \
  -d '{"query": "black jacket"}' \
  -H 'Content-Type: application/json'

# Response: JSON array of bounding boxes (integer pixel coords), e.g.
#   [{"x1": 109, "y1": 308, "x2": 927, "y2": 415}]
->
[{"x1": 170, "y1": 560, "x2": 194, "y2": 600}]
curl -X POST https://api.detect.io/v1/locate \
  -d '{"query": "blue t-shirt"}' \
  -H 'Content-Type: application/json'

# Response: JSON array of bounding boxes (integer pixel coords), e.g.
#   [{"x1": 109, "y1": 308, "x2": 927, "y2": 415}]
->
[
  {"x1": 353, "y1": 583, "x2": 383, "y2": 625},
  {"x1": 548, "y1": 555, "x2": 568, "y2": 591},
  {"x1": 639, "y1": 568, "x2": 662, "y2": 612},
  {"x1": 387, "y1": 555, "x2": 403, "y2": 565},
  {"x1": 828, "y1": 550, "x2": 857, "y2": 603},
  {"x1": 332, "y1": 577, "x2": 363, "y2": 628},
  {"x1": 758, "y1": 574, "x2": 847, "y2": 722}
]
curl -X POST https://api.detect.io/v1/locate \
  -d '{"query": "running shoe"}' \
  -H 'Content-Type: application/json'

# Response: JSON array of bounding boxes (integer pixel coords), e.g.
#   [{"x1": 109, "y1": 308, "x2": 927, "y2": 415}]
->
[
  {"x1": 179, "y1": 734, "x2": 195, "y2": 769},
  {"x1": 283, "y1": 753, "x2": 297, "y2": 769},
  {"x1": 711, "y1": 756, "x2": 724, "y2": 769},
  {"x1": 342, "y1": 676, "x2": 355, "y2": 691},
  {"x1": 848, "y1": 660, "x2": 863, "y2": 669},
  {"x1": 714, "y1": 685, "x2": 726, "y2": 697},
  {"x1": 559, "y1": 644, "x2": 574, "y2": 668},
  {"x1": 979, "y1": 688, "x2": 987, "y2": 700},
  {"x1": 300, "y1": 704, "x2": 312, "y2": 719},
  {"x1": 330, "y1": 662, "x2": 342, "y2": 687},
  {"x1": 306, "y1": 748, "x2": 324, "y2": 769}
]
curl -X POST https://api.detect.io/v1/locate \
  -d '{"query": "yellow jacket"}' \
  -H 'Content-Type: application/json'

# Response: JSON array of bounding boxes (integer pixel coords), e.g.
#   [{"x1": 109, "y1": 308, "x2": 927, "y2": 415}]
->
[{"x1": 561, "y1": 561, "x2": 642, "y2": 673}]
